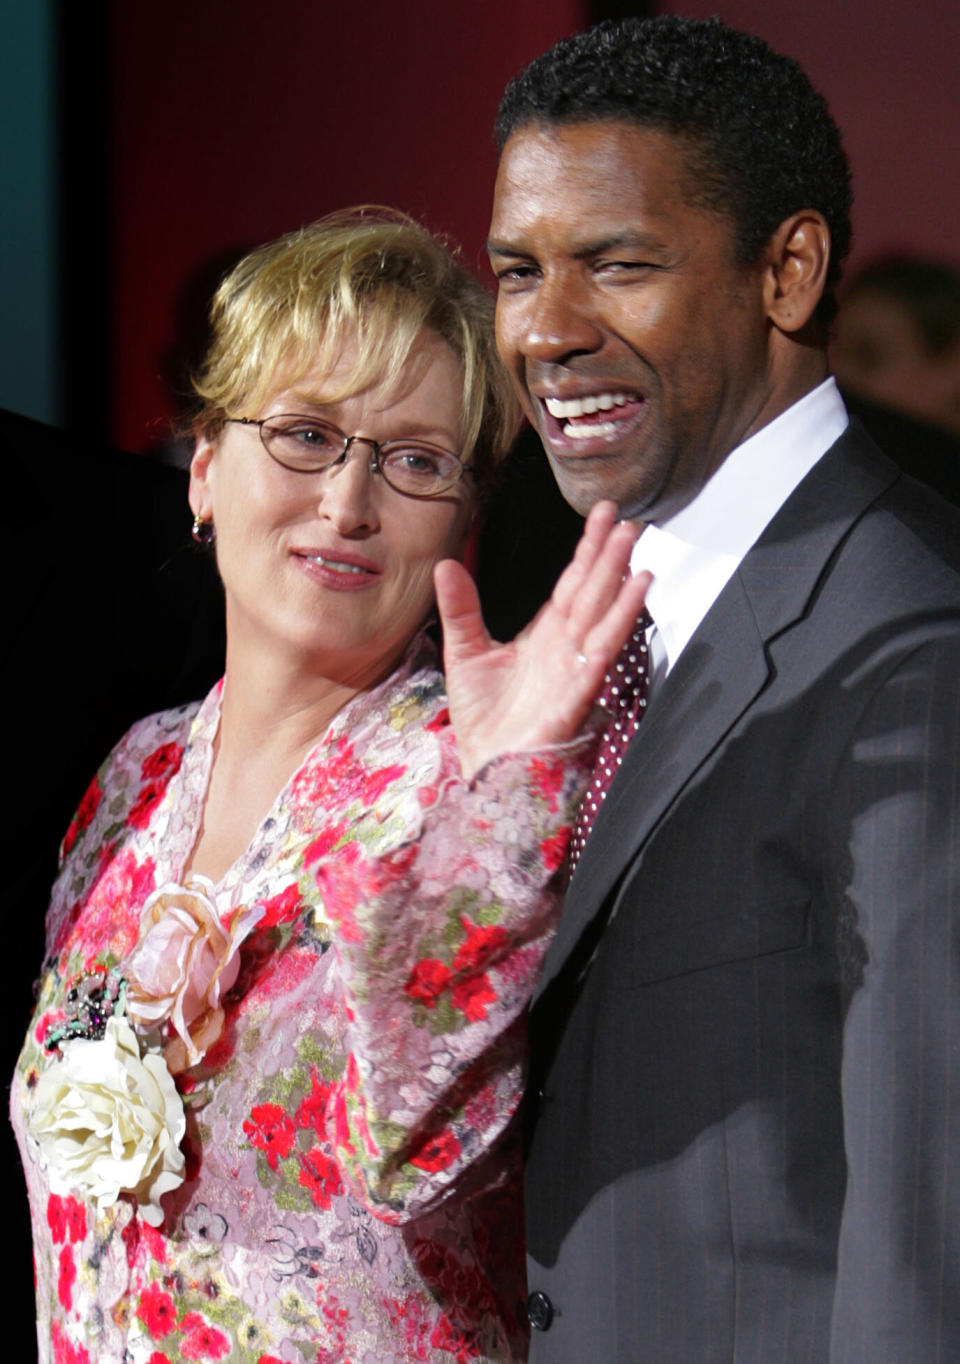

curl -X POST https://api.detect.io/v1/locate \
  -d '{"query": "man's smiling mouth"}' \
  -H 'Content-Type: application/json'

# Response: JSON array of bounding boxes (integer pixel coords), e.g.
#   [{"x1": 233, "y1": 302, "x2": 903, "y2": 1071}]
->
[{"x1": 540, "y1": 391, "x2": 644, "y2": 442}]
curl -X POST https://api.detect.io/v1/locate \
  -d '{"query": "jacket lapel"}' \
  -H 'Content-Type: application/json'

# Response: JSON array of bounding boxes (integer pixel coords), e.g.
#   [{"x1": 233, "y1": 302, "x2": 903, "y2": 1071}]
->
[{"x1": 535, "y1": 422, "x2": 900, "y2": 999}]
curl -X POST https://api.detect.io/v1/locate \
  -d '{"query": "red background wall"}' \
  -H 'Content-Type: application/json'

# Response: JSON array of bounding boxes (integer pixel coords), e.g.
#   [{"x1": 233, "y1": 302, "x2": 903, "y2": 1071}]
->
[
  {"x1": 661, "y1": 2, "x2": 960, "y2": 272},
  {"x1": 106, "y1": 1, "x2": 585, "y2": 452},
  {"x1": 106, "y1": 2, "x2": 959, "y2": 453}
]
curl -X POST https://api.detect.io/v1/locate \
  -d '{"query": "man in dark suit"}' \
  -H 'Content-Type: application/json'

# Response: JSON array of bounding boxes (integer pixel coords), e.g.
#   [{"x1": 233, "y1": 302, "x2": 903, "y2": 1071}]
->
[{"x1": 486, "y1": 17, "x2": 960, "y2": 1361}]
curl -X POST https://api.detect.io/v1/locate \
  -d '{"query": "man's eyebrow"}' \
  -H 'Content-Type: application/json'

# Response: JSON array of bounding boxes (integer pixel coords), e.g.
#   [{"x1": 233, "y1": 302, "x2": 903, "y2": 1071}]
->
[{"x1": 486, "y1": 230, "x2": 667, "y2": 258}]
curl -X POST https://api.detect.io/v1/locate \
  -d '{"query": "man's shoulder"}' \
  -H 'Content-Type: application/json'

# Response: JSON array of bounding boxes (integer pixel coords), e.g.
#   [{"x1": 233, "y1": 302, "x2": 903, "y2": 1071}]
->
[
  {"x1": 733, "y1": 422, "x2": 960, "y2": 667},
  {"x1": 838, "y1": 421, "x2": 960, "y2": 591},
  {"x1": 774, "y1": 420, "x2": 960, "y2": 592}
]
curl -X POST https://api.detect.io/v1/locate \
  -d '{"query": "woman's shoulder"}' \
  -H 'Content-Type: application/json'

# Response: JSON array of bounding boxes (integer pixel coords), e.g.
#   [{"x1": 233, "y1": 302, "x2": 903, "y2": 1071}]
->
[
  {"x1": 93, "y1": 694, "x2": 206, "y2": 799},
  {"x1": 57, "y1": 691, "x2": 214, "y2": 874},
  {"x1": 113, "y1": 695, "x2": 207, "y2": 768}
]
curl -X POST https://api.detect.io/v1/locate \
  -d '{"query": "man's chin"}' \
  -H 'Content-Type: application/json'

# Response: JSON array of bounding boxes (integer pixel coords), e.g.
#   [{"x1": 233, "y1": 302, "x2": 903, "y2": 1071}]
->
[{"x1": 546, "y1": 457, "x2": 658, "y2": 522}]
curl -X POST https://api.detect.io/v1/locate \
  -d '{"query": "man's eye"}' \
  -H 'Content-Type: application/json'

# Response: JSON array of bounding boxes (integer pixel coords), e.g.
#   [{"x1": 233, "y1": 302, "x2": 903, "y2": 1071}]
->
[
  {"x1": 494, "y1": 263, "x2": 540, "y2": 285},
  {"x1": 595, "y1": 260, "x2": 655, "y2": 277}
]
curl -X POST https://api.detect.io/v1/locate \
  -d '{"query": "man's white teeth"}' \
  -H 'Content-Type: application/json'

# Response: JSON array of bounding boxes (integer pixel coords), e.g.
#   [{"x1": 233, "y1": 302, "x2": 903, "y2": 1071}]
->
[
  {"x1": 544, "y1": 392, "x2": 633, "y2": 419},
  {"x1": 309, "y1": 555, "x2": 364, "y2": 574},
  {"x1": 565, "y1": 420, "x2": 619, "y2": 439}
]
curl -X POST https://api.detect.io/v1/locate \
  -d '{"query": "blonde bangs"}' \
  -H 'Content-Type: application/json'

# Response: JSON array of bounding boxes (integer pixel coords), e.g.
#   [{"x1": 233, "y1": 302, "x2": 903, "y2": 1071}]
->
[{"x1": 192, "y1": 209, "x2": 520, "y2": 490}]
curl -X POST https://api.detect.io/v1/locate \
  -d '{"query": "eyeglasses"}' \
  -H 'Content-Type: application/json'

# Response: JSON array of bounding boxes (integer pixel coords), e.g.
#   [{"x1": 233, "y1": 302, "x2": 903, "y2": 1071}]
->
[{"x1": 225, "y1": 414, "x2": 470, "y2": 499}]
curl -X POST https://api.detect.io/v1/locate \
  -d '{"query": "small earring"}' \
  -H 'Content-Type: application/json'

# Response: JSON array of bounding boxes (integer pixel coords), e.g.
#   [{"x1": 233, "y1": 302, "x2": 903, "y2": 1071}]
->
[{"x1": 192, "y1": 513, "x2": 215, "y2": 545}]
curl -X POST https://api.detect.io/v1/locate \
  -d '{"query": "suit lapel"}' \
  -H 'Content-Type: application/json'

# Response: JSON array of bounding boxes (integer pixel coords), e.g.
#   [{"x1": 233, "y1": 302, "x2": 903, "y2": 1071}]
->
[
  {"x1": 535, "y1": 422, "x2": 900, "y2": 1000},
  {"x1": 537, "y1": 574, "x2": 768, "y2": 996}
]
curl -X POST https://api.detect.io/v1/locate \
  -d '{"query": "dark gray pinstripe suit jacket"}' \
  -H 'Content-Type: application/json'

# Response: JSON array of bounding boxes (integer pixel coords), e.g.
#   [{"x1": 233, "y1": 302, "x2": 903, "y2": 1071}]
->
[{"x1": 524, "y1": 422, "x2": 960, "y2": 1362}]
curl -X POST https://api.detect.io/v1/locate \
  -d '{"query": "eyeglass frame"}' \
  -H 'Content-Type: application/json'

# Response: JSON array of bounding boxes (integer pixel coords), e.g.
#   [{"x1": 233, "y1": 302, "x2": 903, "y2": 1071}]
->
[{"x1": 224, "y1": 414, "x2": 473, "y2": 500}]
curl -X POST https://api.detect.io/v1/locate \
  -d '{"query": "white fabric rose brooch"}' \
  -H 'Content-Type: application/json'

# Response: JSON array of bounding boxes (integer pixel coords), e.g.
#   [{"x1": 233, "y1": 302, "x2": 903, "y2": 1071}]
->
[
  {"x1": 29, "y1": 877, "x2": 264, "y2": 1226},
  {"x1": 30, "y1": 1015, "x2": 186, "y2": 1227}
]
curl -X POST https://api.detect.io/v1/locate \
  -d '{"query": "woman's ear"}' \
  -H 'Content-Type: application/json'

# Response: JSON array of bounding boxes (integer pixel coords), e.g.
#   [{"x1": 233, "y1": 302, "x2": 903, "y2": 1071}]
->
[
  {"x1": 762, "y1": 211, "x2": 831, "y2": 335},
  {"x1": 188, "y1": 434, "x2": 216, "y2": 521}
]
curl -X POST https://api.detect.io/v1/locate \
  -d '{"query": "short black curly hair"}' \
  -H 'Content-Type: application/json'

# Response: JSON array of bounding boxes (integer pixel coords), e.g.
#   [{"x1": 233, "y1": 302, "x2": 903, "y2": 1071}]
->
[{"x1": 495, "y1": 15, "x2": 852, "y2": 326}]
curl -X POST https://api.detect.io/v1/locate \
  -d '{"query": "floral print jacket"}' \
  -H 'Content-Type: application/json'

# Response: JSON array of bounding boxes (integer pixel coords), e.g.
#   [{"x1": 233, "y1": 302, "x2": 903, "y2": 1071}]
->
[{"x1": 12, "y1": 642, "x2": 590, "y2": 1364}]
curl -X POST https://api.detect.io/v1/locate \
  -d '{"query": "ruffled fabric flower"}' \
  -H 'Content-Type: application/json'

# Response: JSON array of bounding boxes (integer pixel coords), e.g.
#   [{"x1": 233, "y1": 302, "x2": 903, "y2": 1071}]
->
[
  {"x1": 124, "y1": 877, "x2": 263, "y2": 1074},
  {"x1": 28, "y1": 1016, "x2": 186, "y2": 1226}
]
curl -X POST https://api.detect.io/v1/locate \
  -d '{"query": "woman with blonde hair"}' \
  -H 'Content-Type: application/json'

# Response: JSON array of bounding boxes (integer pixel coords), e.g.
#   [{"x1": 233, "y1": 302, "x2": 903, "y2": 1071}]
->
[{"x1": 13, "y1": 209, "x2": 646, "y2": 1363}]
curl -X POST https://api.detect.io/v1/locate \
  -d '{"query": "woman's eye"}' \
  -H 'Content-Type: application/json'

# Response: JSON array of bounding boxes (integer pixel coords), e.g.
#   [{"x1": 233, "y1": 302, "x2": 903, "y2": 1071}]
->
[
  {"x1": 266, "y1": 420, "x2": 343, "y2": 465},
  {"x1": 290, "y1": 424, "x2": 333, "y2": 447},
  {"x1": 392, "y1": 449, "x2": 442, "y2": 475}
]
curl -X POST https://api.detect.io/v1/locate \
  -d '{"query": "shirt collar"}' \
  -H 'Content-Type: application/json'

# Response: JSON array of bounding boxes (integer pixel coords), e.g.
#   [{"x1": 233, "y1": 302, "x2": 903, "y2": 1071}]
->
[{"x1": 632, "y1": 378, "x2": 849, "y2": 672}]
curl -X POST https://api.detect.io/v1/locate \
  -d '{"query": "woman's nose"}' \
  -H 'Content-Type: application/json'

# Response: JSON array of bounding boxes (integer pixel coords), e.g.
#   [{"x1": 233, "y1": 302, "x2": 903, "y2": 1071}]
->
[{"x1": 316, "y1": 442, "x2": 381, "y2": 534}]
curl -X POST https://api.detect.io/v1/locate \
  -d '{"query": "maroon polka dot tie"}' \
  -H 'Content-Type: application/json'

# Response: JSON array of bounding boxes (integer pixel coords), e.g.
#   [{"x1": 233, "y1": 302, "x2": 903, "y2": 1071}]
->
[{"x1": 569, "y1": 610, "x2": 652, "y2": 872}]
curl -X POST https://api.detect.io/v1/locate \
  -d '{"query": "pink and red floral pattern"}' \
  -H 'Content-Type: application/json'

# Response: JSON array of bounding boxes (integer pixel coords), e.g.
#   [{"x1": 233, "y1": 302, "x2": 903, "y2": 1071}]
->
[{"x1": 14, "y1": 643, "x2": 590, "y2": 1362}]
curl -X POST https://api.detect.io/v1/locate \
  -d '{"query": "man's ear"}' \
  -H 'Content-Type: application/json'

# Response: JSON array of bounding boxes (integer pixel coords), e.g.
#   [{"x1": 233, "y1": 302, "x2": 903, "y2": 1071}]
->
[
  {"x1": 188, "y1": 435, "x2": 216, "y2": 521},
  {"x1": 762, "y1": 211, "x2": 831, "y2": 334}
]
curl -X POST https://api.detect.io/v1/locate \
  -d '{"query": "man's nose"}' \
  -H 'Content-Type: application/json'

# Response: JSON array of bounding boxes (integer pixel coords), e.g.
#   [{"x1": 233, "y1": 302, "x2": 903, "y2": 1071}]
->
[{"x1": 515, "y1": 273, "x2": 604, "y2": 364}]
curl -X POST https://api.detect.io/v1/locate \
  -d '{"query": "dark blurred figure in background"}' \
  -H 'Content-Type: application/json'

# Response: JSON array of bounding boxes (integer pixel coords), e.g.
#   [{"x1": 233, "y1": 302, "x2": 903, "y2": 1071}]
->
[
  {"x1": 6, "y1": 410, "x2": 225, "y2": 950},
  {"x1": 3, "y1": 408, "x2": 225, "y2": 1350},
  {"x1": 832, "y1": 258, "x2": 960, "y2": 506},
  {"x1": 833, "y1": 257, "x2": 960, "y2": 436},
  {"x1": 834, "y1": 257, "x2": 960, "y2": 460}
]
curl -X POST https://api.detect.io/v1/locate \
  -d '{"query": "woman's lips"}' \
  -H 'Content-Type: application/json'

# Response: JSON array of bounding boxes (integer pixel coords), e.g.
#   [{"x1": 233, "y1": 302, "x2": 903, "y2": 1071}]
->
[
  {"x1": 291, "y1": 548, "x2": 382, "y2": 590},
  {"x1": 539, "y1": 391, "x2": 646, "y2": 452}
]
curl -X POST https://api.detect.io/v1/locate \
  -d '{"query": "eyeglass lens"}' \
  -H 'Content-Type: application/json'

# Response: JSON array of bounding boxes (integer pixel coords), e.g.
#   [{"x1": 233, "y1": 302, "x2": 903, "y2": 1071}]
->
[{"x1": 261, "y1": 416, "x2": 463, "y2": 497}]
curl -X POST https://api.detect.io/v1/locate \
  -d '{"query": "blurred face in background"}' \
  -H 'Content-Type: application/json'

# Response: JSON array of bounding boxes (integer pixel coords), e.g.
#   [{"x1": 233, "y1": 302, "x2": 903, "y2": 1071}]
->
[{"x1": 832, "y1": 287, "x2": 960, "y2": 436}]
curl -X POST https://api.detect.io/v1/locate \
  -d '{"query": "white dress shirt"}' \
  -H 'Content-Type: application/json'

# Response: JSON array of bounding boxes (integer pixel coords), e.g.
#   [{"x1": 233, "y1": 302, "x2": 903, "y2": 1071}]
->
[{"x1": 632, "y1": 378, "x2": 849, "y2": 690}]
